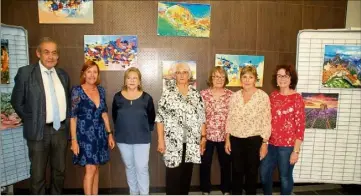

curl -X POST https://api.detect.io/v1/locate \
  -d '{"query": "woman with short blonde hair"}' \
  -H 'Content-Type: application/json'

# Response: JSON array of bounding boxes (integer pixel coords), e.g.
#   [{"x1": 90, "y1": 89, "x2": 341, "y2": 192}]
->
[
  {"x1": 112, "y1": 67, "x2": 155, "y2": 195},
  {"x1": 225, "y1": 66, "x2": 271, "y2": 195},
  {"x1": 200, "y1": 66, "x2": 233, "y2": 195}
]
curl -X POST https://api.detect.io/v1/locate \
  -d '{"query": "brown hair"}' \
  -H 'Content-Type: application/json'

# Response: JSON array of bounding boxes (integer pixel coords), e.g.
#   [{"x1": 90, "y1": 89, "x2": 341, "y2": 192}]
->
[
  {"x1": 122, "y1": 67, "x2": 143, "y2": 91},
  {"x1": 272, "y1": 65, "x2": 298, "y2": 90},
  {"x1": 80, "y1": 60, "x2": 101, "y2": 85},
  {"x1": 240, "y1": 66, "x2": 258, "y2": 81},
  {"x1": 206, "y1": 66, "x2": 229, "y2": 87}
]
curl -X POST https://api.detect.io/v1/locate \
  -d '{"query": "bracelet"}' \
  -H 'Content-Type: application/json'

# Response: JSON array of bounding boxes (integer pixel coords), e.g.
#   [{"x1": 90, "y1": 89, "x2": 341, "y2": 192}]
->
[
  {"x1": 262, "y1": 141, "x2": 269, "y2": 145},
  {"x1": 70, "y1": 137, "x2": 77, "y2": 141},
  {"x1": 106, "y1": 131, "x2": 113, "y2": 135},
  {"x1": 293, "y1": 150, "x2": 300, "y2": 154}
]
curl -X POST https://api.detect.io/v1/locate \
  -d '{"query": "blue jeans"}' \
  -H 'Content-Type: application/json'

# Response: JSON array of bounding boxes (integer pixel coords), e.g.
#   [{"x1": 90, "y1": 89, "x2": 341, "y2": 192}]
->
[
  {"x1": 260, "y1": 144, "x2": 295, "y2": 195},
  {"x1": 117, "y1": 143, "x2": 150, "y2": 195}
]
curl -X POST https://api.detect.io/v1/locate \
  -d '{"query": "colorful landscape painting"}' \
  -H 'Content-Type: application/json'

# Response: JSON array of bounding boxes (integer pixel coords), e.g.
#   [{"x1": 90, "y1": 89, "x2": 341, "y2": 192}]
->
[
  {"x1": 38, "y1": 0, "x2": 93, "y2": 24},
  {"x1": 1, "y1": 39, "x2": 10, "y2": 84},
  {"x1": 215, "y1": 54, "x2": 264, "y2": 87},
  {"x1": 84, "y1": 35, "x2": 138, "y2": 71},
  {"x1": 302, "y1": 93, "x2": 339, "y2": 129},
  {"x1": 157, "y1": 2, "x2": 211, "y2": 37},
  {"x1": 162, "y1": 61, "x2": 196, "y2": 91},
  {"x1": 1, "y1": 92, "x2": 22, "y2": 131},
  {"x1": 322, "y1": 45, "x2": 361, "y2": 88}
]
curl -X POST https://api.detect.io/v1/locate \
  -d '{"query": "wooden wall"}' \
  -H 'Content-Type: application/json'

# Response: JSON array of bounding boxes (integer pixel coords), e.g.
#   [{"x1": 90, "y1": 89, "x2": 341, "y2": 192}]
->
[{"x1": 1, "y1": 0, "x2": 347, "y2": 189}]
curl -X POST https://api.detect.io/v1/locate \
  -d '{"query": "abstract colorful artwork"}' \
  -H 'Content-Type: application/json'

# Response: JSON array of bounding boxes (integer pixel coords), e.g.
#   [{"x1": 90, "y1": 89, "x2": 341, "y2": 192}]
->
[
  {"x1": 302, "y1": 93, "x2": 339, "y2": 129},
  {"x1": 1, "y1": 39, "x2": 10, "y2": 84},
  {"x1": 38, "y1": 0, "x2": 94, "y2": 24},
  {"x1": 162, "y1": 61, "x2": 196, "y2": 91},
  {"x1": 215, "y1": 54, "x2": 264, "y2": 87},
  {"x1": 84, "y1": 35, "x2": 138, "y2": 71},
  {"x1": 322, "y1": 45, "x2": 361, "y2": 88},
  {"x1": 1, "y1": 92, "x2": 22, "y2": 131},
  {"x1": 157, "y1": 2, "x2": 211, "y2": 37}
]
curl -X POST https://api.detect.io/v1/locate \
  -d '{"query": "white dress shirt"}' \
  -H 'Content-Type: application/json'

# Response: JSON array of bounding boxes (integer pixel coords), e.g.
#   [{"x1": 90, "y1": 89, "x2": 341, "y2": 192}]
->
[{"x1": 39, "y1": 61, "x2": 67, "y2": 123}]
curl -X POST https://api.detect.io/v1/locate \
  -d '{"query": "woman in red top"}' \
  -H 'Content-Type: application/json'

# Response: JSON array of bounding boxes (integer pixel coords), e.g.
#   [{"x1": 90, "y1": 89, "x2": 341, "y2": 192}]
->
[{"x1": 260, "y1": 65, "x2": 305, "y2": 195}]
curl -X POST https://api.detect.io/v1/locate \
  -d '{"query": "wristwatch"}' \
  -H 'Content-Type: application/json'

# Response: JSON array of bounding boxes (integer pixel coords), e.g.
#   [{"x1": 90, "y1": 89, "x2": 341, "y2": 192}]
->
[
  {"x1": 293, "y1": 150, "x2": 300, "y2": 154},
  {"x1": 262, "y1": 141, "x2": 269, "y2": 145},
  {"x1": 106, "y1": 131, "x2": 113, "y2": 135}
]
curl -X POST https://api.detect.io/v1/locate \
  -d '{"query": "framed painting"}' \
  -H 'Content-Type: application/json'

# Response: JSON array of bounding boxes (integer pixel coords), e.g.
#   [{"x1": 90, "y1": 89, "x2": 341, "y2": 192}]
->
[
  {"x1": 38, "y1": 0, "x2": 94, "y2": 24},
  {"x1": 158, "y1": 2, "x2": 211, "y2": 37}
]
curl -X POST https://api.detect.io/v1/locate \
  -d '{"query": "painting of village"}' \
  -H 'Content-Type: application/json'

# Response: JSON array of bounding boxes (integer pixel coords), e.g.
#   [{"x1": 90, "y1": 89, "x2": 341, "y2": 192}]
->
[
  {"x1": 162, "y1": 61, "x2": 196, "y2": 91},
  {"x1": 84, "y1": 35, "x2": 138, "y2": 71},
  {"x1": 322, "y1": 45, "x2": 361, "y2": 88},
  {"x1": 157, "y1": 2, "x2": 211, "y2": 37},
  {"x1": 215, "y1": 54, "x2": 264, "y2": 87},
  {"x1": 1, "y1": 39, "x2": 10, "y2": 84},
  {"x1": 38, "y1": 0, "x2": 93, "y2": 24},
  {"x1": 302, "y1": 93, "x2": 339, "y2": 129},
  {"x1": 1, "y1": 92, "x2": 22, "y2": 131}
]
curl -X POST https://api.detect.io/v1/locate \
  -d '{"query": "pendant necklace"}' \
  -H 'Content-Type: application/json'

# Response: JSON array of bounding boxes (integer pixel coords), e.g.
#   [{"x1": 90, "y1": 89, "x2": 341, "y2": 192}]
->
[{"x1": 130, "y1": 100, "x2": 133, "y2": 105}]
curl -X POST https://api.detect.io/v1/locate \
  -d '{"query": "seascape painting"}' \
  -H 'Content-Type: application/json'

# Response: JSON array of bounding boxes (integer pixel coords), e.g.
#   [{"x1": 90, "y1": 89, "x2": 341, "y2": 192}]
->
[
  {"x1": 302, "y1": 93, "x2": 339, "y2": 129},
  {"x1": 162, "y1": 61, "x2": 196, "y2": 91},
  {"x1": 322, "y1": 45, "x2": 361, "y2": 88},
  {"x1": 215, "y1": 54, "x2": 264, "y2": 87},
  {"x1": 157, "y1": 2, "x2": 211, "y2": 37},
  {"x1": 84, "y1": 35, "x2": 138, "y2": 71},
  {"x1": 1, "y1": 39, "x2": 10, "y2": 84},
  {"x1": 38, "y1": 0, "x2": 94, "y2": 24},
  {"x1": 1, "y1": 92, "x2": 22, "y2": 131}
]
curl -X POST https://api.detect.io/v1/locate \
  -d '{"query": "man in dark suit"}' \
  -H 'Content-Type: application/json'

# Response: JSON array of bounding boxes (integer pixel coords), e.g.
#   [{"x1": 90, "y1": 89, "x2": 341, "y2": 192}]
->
[{"x1": 11, "y1": 37, "x2": 70, "y2": 195}]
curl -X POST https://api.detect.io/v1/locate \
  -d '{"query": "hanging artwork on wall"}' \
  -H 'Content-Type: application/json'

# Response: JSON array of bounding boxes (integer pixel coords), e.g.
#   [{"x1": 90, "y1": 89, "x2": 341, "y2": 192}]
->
[
  {"x1": 38, "y1": 0, "x2": 94, "y2": 24},
  {"x1": 1, "y1": 39, "x2": 10, "y2": 84},
  {"x1": 322, "y1": 45, "x2": 361, "y2": 88},
  {"x1": 84, "y1": 35, "x2": 138, "y2": 71},
  {"x1": 215, "y1": 54, "x2": 264, "y2": 87},
  {"x1": 162, "y1": 61, "x2": 196, "y2": 91},
  {"x1": 157, "y1": 2, "x2": 211, "y2": 37},
  {"x1": 302, "y1": 93, "x2": 339, "y2": 129},
  {"x1": 1, "y1": 92, "x2": 22, "y2": 131}
]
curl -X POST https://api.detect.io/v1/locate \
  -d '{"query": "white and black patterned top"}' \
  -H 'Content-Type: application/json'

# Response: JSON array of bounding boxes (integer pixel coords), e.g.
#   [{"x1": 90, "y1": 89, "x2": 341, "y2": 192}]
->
[{"x1": 155, "y1": 84, "x2": 206, "y2": 168}]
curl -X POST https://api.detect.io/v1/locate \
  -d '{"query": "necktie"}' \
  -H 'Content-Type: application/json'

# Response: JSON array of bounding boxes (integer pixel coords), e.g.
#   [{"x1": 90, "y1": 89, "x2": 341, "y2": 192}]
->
[{"x1": 45, "y1": 70, "x2": 61, "y2": 130}]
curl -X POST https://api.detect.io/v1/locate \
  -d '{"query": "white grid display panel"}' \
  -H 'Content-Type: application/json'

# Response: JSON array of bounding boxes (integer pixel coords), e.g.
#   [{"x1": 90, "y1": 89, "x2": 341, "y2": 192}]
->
[
  {"x1": 0, "y1": 24, "x2": 30, "y2": 187},
  {"x1": 293, "y1": 30, "x2": 361, "y2": 184}
]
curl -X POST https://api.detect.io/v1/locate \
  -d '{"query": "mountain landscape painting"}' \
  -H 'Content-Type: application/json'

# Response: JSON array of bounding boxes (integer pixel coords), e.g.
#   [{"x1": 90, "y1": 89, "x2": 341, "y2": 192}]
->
[
  {"x1": 157, "y1": 2, "x2": 211, "y2": 37},
  {"x1": 322, "y1": 45, "x2": 361, "y2": 88},
  {"x1": 302, "y1": 93, "x2": 339, "y2": 129}
]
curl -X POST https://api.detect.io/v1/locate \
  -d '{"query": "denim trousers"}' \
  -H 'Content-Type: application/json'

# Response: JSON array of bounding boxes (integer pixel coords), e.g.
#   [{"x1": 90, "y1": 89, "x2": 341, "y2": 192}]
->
[
  {"x1": 117, "y1": 143, "x2": 150, "y2": 195},
  {"x1": 260, "y1": 144, "x2": 295, "y2": 195}
]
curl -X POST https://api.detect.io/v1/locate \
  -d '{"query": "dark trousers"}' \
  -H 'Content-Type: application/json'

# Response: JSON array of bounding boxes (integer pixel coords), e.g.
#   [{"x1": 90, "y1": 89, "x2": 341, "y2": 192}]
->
[
  {"x1": 230, "y1": 135, "x2": 262, "y2": 195},
  {"x1": 166, "y1": 144, "x2": 194, "y2": 195},
  {"x1": 26, "y1": 123, "x2": 67, "y2": 195},
  {"x1": 200, "y1": 140, "x2": 231, "y2": 194}
]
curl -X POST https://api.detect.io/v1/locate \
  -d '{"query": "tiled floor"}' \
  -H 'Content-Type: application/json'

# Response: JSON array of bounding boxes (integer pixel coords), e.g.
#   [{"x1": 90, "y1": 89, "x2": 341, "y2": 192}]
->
[{"x1": 2, "y1": 184, "x2": 360, "y2": 195}]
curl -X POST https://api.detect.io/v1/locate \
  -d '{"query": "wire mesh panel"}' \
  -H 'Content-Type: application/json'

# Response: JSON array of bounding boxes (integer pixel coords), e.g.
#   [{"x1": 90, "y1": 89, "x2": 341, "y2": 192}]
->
[
  {"x1": 0, "y1": 24, "x2": 30, "y2": 187},
  {"x1": 294, "y1": 29, "x2": 361, "y2": 184}
]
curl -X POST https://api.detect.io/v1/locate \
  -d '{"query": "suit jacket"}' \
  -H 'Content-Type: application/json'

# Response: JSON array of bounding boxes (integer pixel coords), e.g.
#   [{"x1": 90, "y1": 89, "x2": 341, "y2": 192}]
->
[{"x1": 10, "y1": 63, "x2": 71, "y2": 141}]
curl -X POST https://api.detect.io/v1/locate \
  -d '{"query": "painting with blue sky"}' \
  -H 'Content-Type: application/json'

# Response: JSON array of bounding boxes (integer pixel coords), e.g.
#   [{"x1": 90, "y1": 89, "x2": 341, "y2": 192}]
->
[
  {"x1": 215, "y1": 54, "x2": 264, "y2": 87},
  {"x1": 158, "y1": 2, "x2": 211, "y2": 37},
  {"x1": 322, "y1": 45, "x2": 361, "y2": 88}
]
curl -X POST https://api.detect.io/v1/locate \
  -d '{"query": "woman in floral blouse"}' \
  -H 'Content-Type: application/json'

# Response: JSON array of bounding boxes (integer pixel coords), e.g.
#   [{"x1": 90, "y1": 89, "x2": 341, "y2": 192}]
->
[
  {"x1": 260, "y1": 65, "x2": 305, "y2": 195},
  {"x1": 225, "y1": 66, "x2": 271, "y2": 195},
  {"x1": 156, "y1": 61, "x2": 206, "y2": 195},
  {"x1": 200, "y1": 67, "x2": 233, "y2": 195}
]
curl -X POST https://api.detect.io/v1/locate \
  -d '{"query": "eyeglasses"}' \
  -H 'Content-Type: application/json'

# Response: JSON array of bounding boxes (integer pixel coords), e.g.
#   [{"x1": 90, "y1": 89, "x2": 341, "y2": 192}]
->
[
  {"x1": 212, "y1": 75, "x2": 225, "y2": 80},
  {"x1": 277, "y1": 74, "x2": 290, "y2": 79},
  {"x1": 175, "y1": 71, "x2": 189, "y2": 75}
]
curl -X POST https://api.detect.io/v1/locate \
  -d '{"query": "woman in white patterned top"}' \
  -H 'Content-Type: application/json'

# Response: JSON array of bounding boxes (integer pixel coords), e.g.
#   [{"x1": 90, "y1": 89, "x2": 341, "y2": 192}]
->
[
  {"x1": 156, "y1": 61, "x2": 206, "y2": 195},
  {"x1": 225, "y1": 66, "x2": 271, "y2": 195}
]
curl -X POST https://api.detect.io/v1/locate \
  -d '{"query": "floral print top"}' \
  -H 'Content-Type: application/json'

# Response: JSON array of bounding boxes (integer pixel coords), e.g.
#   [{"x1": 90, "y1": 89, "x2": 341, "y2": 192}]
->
[
  {"x1": 155, "y1": 85, "x2": 206, "y2": 168},
  {"x1": 200, "y1": 88, "x2": 233, "y2": 142},
  {"x1": 226, "y1": 89, "x2": 271, "y2": 140},
  {"x1": 269, "y1": 91, "x2": 305, "y2": 147}
]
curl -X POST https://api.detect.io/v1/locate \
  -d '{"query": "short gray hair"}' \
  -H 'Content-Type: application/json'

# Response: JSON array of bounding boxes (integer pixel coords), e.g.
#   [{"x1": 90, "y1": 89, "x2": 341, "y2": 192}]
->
[
  {"x1": 37, "y1": 37, "x2": 58, "y2": 52},
  {"x1": 171, "y1": 61, "x2": 192, "y2": 79}
]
